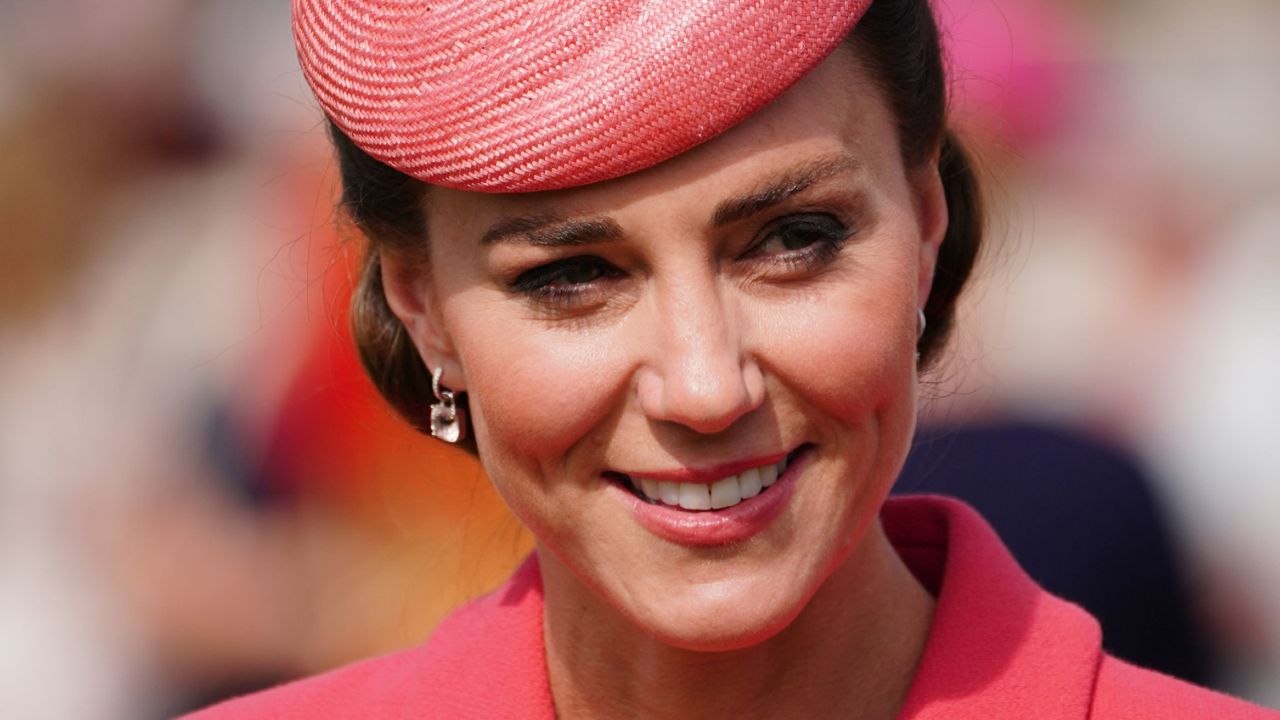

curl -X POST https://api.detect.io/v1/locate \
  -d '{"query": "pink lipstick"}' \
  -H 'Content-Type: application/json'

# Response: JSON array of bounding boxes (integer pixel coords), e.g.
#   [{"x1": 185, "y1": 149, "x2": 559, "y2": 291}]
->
[{"x1": 608, "y1": 446, "x2": 811, "y2": 546}]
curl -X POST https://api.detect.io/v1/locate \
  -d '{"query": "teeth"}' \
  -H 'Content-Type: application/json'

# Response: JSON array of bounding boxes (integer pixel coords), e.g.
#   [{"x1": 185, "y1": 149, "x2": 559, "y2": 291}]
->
[
  {"x1": 709, "y1": 475, "x2": 741, "y2": 509},
  {"x1": 678, "y1": 483, "x2": 711, "y2": 510},
  {"x1": 760, "y1": 463, "x2": 778, "y2": 488},
  {"x1": 658, "y1": 481, "x2": 680, "y2": 505},
  {"x1": 640, "y1": 478, "x2": 660, "y2": 499},
  {"x1": 631, "y1": 456, "x2": 792, "y2": 511}
]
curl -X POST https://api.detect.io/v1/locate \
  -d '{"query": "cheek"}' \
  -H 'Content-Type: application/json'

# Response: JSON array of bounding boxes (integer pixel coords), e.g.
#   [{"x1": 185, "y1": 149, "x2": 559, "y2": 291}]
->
[
  {"x1": 443, "y1": 296, "x2": 633, "y2": 475},
  {"x1": 753, "y1": 265, "x2": 918, "y2": 427}
]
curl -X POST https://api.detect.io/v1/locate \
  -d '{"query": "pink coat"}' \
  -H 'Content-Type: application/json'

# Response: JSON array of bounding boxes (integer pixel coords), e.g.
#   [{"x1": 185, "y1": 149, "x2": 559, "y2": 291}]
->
[{"x1": 186, "y1": 496, "x2": 1277, "y2": 719}]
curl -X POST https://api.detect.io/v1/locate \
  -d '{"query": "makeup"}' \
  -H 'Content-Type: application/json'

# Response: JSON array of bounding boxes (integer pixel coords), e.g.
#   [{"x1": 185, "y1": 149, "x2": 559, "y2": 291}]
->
[{"x1": 609, "y1": 446, "x2": 812, "y2": 546}]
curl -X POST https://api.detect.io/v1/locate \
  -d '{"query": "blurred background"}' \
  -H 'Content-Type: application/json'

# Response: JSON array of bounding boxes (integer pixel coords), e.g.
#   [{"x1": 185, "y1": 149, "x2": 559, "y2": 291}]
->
[{"x1": 0, "y1": 0, "x2": 1276, "y2": 716}]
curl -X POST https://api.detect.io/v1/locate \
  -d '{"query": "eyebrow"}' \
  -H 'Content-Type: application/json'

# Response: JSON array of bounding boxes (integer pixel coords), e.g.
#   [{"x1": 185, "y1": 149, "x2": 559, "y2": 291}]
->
[
  {"x1": 711, "y1": 153, "x2": 861, "y2": 227},
  {"x1": 478, "y1": 153, "x2": 860, "y2": 247},
  {"x1": 480, "y1": 213, "x2": 624, "y2": 247}
]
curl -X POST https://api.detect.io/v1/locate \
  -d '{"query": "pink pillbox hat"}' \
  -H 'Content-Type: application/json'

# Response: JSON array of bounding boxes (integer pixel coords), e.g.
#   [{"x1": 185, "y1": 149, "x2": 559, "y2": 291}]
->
[{"x1": 293, "y1": 0, "x2": 872, "y2": 192}]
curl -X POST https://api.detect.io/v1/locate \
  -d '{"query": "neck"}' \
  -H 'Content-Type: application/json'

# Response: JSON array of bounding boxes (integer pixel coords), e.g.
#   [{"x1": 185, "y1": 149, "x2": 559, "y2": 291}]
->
[{"x1": 541, "y1": 520, "x2": 934, "y2": 720}]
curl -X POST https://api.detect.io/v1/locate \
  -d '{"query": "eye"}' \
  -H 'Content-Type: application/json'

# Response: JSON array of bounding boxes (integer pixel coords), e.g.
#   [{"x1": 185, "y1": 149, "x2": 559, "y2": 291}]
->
[
  {"x1": 509, "y1": 256, "x2": 622, "y2": 308},
  {"x1": 743, "y1": 213, "x2": 852, "y2": 271}
]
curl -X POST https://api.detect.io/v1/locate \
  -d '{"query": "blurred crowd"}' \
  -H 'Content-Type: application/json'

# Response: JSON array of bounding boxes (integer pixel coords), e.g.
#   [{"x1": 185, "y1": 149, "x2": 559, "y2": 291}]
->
[{"x1": 0, "y1": 0, "x2": 1276, "y2": 717}]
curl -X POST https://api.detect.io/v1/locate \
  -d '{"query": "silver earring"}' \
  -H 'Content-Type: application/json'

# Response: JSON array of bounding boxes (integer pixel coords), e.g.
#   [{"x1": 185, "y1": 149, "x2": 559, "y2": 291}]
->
[
  {"x1": 916, "y1": 308, "x2": 927, "y2": 365},
  {"x1": 430, "y1": 367, "x2": 467, "y2": 443}
]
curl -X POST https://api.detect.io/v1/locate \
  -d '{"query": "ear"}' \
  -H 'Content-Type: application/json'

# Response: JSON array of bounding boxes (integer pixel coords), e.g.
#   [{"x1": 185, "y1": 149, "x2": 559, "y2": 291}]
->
[
  {"x1": 379, "y1": 252, "x2": 467, "y2": 390},
  {"x1": 910, "y1": 155, "x2": 949, "y2": 308}
]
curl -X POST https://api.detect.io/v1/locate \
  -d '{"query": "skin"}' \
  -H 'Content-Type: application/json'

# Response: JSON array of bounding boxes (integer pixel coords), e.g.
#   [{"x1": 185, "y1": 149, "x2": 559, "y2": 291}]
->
[{"x1": 384, "y1": 48, "x2": 947, "y2": 720}]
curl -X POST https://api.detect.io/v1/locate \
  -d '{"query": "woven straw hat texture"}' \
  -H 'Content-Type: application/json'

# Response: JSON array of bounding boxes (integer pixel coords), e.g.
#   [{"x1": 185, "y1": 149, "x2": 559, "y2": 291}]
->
[{"x1": 293, "y1": 0, "x2": 872, "y2": 193}]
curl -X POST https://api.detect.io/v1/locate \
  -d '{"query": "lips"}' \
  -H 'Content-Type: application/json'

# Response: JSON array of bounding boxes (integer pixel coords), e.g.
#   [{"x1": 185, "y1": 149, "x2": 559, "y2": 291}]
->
[
  {"x1": 629, "y1": 456, "x2": 787, "y2": 510},
  {"x1": 607, "y1": 447, "x2": 804, "y2": 512},
  {"x1": 609, "y1": 446, "x2": 811, "y2": 546}
]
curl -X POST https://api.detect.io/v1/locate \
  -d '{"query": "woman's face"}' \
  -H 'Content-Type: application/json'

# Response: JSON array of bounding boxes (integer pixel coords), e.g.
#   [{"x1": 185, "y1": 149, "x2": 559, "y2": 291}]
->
[{"x1": 386, "y1": 49, "x2": 946, "y2": 650}]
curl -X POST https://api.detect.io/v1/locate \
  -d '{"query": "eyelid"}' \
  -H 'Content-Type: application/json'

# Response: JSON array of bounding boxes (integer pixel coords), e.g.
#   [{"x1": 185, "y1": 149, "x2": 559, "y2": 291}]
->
[
  {"x1": 743, "y1": 211, "x2": 850, "y2": 252},
  {"x1": 509, "y1": 255, "x2": 615, "y2": 292},
  {"x1": 500, "y1": 199, "x2": 864, "y2": 310},
  {"x1": 762, "y1": 210, "x2": 845, "y2": 232}
]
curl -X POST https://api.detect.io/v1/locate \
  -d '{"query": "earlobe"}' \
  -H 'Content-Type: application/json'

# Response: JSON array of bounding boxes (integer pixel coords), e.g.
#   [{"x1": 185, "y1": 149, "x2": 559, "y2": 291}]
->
[
  {"x1": 378, "y1": 251, "x2": 467, "y2": 390},
  {"x1": 911, "y1": 159, "x2": 949, "y2": 306}
]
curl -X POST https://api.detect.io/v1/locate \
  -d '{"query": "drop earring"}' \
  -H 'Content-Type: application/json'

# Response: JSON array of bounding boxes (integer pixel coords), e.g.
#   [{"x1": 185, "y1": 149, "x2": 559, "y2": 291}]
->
[
  {"x1": 916, "y1": 308, "x2": 927, "y2": 365},
  {"x1": 430, "y1": 367, "x2": 467, "y2": 443}
]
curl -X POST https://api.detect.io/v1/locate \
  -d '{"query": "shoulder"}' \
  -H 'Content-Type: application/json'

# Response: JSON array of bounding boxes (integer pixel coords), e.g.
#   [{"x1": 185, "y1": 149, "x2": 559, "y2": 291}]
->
[
  {"x1": 178, "y1": 645, "x2": 424, "y2": 719},
  {"x1": 179, "y1": 643, "x2": 449, "y2": 719},
  {"x1": 179, "y1": 556, "x2": 553, "y2": 719},
  {"x1": 1092, "y1": 655, "x2": 1279, "y2": 720}
]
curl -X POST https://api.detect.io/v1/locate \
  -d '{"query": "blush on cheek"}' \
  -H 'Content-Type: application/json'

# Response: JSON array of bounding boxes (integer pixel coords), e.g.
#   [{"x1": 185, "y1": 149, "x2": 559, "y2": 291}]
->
[
  {"x1": 806, "y1": 305, "x2": 922, "y2": 486},
  {"x1": 759, "y1": 293, "x2": 915, "y2": 425},
  {"x1": 455, "y1": 328, "x2": 629, "y2": 467}
]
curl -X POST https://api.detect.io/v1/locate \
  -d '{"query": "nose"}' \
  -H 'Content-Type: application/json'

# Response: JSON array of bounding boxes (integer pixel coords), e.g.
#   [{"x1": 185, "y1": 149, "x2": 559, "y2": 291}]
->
[{"x1": 636, "y1": 277, "x2": 765, "y2": 435}]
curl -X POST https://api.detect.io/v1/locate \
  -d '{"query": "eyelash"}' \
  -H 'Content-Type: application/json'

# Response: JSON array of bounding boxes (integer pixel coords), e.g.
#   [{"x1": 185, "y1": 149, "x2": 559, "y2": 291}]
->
[
  {"x1": 509, "y1": 256, "x2": 622, "y2": 310},
  {"x1": 744, "y1": 213, "x2": 852, "y2": 272},
  {"x1": 507, "y1": 213, "x2": 853, "y2": 310}
]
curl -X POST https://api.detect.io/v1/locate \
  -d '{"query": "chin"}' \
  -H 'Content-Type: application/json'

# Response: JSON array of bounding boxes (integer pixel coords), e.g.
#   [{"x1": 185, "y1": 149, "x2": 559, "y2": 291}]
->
[{"x1": 631, "y1": 575, "x2": 812, "y2": 653}]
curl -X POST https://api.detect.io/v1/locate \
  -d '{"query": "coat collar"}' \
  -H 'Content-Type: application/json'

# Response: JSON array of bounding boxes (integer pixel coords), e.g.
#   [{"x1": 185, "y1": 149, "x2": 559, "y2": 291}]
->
[
  {"x1": 886, "y1": 496, "x2": 1102, "y2": 719},
  {"x1": 420, "y1": 495, "x2": 1102, "y2": 718}
]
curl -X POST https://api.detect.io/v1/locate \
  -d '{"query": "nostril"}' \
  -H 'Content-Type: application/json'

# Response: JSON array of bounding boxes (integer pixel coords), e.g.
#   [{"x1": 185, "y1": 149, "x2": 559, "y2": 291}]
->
[{"x1": 742, "y1": 356, "x2": 766, "y2": 407}]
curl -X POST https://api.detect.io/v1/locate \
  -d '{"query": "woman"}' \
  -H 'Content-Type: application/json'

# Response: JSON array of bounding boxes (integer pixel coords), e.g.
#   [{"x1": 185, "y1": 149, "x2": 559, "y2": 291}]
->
[{"x1": 191, "y1": 0, "x2": 1275, "y2": 717}]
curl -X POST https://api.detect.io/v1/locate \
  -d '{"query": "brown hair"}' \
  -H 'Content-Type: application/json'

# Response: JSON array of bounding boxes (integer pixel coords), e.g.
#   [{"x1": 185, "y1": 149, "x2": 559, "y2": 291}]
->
[{"x1": 332, "y1": 0, "x2": 983, "y2": 440}]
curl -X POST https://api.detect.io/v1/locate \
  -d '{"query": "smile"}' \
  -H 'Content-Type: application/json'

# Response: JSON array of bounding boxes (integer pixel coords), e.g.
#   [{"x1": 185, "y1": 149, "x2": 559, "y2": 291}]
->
[
  {"x1": 609, "y1": 448, "x2": 804, "y2": 512},
  {"x1": 608, "y1": 446, "x2": 811, "y2": 546}
]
